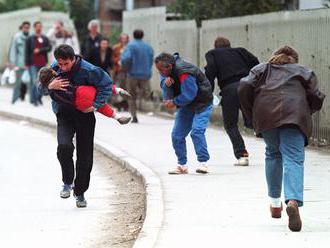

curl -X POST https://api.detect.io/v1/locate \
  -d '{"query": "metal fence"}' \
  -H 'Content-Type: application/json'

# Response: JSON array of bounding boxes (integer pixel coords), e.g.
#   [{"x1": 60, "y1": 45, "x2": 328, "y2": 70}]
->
[
  {"x1": 200, "y1": 9, "x2": 330, "y2": 146},
  {"x1": 123, "y1": 7, "x2": 330, "y2": 146}
]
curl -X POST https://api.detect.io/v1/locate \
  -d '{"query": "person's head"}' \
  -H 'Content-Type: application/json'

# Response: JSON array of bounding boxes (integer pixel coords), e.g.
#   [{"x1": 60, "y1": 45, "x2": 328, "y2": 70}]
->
[
  {"x1": 214, "y1": 36, "x2": 231, "y2": 49},
  {"x1": 38, "y1": 67, "x2": 57, "y2": 87},
  {"x1": 133, "y1": 29, "x2": 144, "y2": 40},
  {"x1": 33, "y1": 21, "x2": 42, "y2": 34},
  {"x1": 54, "y1": 20, "x2": 64, "y2": 34},
  {"x1": 100, "y1": 38, "x2": 109, "y2": 51},
  {"x1": 21, "y1": 21, "x2": 30, "y2": 35},
  {"x1": 88, "y1": 19, "x2": 99, "y2": 34},
  {"x1": 119, "y1": 33, "x2": 129, "y2": 45},
  {"x1": 269, "y1": 46, "x2": 299, "y2": 65},
  {"x1": 154, "y1": 52, "x2": 175, "y2": 77},
  {"x1": 54, "y1": 44, "x2": 76, "y2": 72}
]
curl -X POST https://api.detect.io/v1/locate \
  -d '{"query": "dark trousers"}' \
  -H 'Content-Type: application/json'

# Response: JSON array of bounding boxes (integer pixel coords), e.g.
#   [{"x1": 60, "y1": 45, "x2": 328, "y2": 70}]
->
[
  {"x1": 56, "y1": 110, "x2": 96, "y2": 196},
  {"x1": 221, "y1": 82, "x2": 247, "y2": 159}
]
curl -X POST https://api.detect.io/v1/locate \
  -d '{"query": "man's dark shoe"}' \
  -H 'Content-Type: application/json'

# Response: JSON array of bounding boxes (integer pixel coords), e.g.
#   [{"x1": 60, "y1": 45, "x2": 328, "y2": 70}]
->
[
  {"x1": 75, "y1": 194, "x2": 87, "y2": 208},
  {"x1": 286, "y1": 200, "x2": 302, "y2": 232},
  {"x1": 270, "y1": 203, "x2": 283, "y2": 218},
  {"x1": 60, "y1": 184, "x2": 72, "y2": 198},
  {"x1": 131, "y1": 116, "x2": 138, "y2": 123}
]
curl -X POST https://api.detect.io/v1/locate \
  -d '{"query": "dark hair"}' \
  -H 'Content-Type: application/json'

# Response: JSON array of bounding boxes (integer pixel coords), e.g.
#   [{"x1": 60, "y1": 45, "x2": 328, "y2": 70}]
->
[
  {"x1": 269, "y1": 46, "x2": 299, "y2": 65},
  {"x1": 133, "y1": 29, "x2": 144, "y2": 39},
  {"x1": 33, "y1": 21, "x2": 41, "y2": 27},
  {"x1": 214, "y1": 36, "x2": 231, "y2": 48},
  {"x1": 101, "y1": 37, "x2": 109, "y2": 42},
  {"x1": 38, "y1": 67, "x2": 56, "y2": 87},
  {"x1": 154, "y1": 52, "x2": 175, "y2": 68},
  {"x1": 54, "y1": 44, "x2": 75, "y2": 60},
  {"x1": 22, "y1": 21, "x2": 30, "y2": 27}
]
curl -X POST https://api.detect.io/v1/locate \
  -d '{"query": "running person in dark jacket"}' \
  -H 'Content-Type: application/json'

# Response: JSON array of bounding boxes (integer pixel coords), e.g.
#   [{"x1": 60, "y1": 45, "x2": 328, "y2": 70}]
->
[
  {"x1": 205, "y1": 36, "x2": 259, "y2": 166},
  {"x1": 155, "y1": 53, "x2": 213, "y2": 174}
]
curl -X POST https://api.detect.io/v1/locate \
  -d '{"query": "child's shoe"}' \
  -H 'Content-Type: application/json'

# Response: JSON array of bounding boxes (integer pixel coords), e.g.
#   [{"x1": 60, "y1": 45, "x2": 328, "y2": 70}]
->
[{"x1": 117, "y1": 116, "x2": 131, "y2": 125}]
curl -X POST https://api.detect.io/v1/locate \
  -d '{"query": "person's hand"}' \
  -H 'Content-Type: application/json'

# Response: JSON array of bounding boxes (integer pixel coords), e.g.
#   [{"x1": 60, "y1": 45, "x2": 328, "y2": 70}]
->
[
  {"x1": 48, "y1": 77, "x2": 69, "y2": 91},
  {"x1": 164, "y1": 100, "x2": 176, "y2": 109},
  {"x1": 165, "y1": 77, "x2": 174, "y2": 87},
  {"x1": 82, "y1": 106, "x2": 96, "y2": 113},
  {"x1": 33, "y1": 48, "x2": 40, "y2": 54},
  {"x1": 117, "y1": 88, "x2": 132, "y2": 99}
]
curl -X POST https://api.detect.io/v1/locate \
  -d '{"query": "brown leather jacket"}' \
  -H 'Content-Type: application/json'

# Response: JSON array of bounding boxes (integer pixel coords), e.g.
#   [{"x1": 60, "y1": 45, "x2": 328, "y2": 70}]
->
[{"x1": 238, "y1": 62, "x2": 325, "y2": 144}]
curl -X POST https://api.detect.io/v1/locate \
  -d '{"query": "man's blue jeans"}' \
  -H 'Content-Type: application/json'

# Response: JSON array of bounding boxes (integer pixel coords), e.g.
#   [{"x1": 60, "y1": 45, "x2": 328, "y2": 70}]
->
[
  {"x1": 171, "y1": 104, "x2": 212, "y2": 165},
  {"x1": 262, "y1": 127, "x2": 305, "y2": 207},
  {"x1": 28, "y1": 65, "x2": 43, "y2": 105}
]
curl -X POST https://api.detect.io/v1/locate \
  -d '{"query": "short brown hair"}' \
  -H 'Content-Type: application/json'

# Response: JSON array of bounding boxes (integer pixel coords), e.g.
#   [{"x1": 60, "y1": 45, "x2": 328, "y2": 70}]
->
[
  {"x1": 38, "y1": 67, "x2": 57, "y2": 87},
  {"x1": 214, "y1": 37, "x2": 231, "y2": 48},
  {"x1": 269, "y1": 46, "x2": 299, "y2": 65}
]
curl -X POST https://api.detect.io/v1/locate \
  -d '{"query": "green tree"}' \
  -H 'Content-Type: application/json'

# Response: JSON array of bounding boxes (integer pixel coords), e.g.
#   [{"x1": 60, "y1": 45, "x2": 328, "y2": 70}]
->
[
  {"x1": 0, "y1": 0, "x2": 67, "y2": 13},
  {"x1": 168, "y1": 0, "x2": 283, "y2": 27},
  {"x1": 69, "y1": 0, "x2": 95, "y2": 45}
]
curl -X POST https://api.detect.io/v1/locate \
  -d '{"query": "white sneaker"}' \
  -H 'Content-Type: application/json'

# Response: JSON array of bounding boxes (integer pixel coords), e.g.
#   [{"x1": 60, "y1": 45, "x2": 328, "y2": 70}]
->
[
  {"x1": 168, "y1": 165, "x2": 188, "y2": 175},
  {"x1": 235, "y1": 157, "x2": 249, "y2": 166},
  {"x1": 196, "y1": 163, "x2": 208, "y2": 174}
]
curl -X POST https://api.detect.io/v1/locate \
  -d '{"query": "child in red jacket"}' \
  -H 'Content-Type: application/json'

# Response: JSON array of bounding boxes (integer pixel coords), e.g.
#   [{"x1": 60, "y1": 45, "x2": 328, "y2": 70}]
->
[{"x1": 38, "y1": 67, "x2": 131, "y2": 124}]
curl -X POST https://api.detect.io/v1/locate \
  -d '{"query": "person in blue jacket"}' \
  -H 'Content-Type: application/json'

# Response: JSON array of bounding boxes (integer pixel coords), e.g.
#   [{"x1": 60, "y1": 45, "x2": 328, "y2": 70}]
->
[
  {"x1": 40, "y1": 44, "x2": 112, "y2": 208},
  {"x1": 121, "y1": 29, "x2": 154, "y2": 123},
  {"x1": 155, "y1": 53, "x2": 213, "y2": 174}
]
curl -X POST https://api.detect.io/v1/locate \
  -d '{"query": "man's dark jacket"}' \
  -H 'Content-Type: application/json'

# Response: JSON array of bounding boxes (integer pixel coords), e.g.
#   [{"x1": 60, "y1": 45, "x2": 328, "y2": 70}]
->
[
  {"x1": 89, "y1": 47, "x2": 113, "y2": 74},
  {"x1": 25, "y1": 34, "x2": 51, "y2": 66},
  {"x1": 205, "y1": 47, "x2": 259, "y2": 91},
  {"x1": 81, "y1": 33, "x2": 102, "y2": 62}
]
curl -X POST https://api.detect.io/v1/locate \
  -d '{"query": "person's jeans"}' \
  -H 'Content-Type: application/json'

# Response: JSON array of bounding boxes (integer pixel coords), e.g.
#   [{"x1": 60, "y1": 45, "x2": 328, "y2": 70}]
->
[
  {"x1": 221, "y1": 82, "x2": 247, "y2": 159},
  {"x1": 56, "y1": 110, "x2": 96, "y2": 196},
  {"x1": 127, "y1": 77, "x2": 151, "y2": 118},
  {"x1": 28, "y1": 65, "x2": 43, "y2": 105},
  {"x1": 262, "y1": 127, "x2": 305, "y2": 207},
  {"x1": 11, "y1": 68, "x2": 24, "y2": 104},
  {"x1": 171, "y1": 104, "x2": 213, "y2": 165}
]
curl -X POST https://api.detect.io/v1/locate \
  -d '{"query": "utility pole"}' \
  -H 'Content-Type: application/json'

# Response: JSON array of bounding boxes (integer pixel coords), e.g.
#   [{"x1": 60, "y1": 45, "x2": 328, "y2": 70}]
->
[{"x1": 126, "y1": 0, "x2": 134, "y2": 10}]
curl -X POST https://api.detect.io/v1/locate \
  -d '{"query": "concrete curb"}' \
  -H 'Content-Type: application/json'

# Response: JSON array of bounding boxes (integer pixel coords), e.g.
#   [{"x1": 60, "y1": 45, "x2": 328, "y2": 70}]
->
[{"x1": 0, "y1": 110, "x2": 164, "y2": 248}]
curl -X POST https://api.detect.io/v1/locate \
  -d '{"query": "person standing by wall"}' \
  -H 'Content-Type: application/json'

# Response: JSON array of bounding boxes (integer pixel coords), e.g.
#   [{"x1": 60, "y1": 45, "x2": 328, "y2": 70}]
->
[
  {"x1": 9, "y1": 21, "x2": 30, "y2": 104},
  {"x1": 81, "y1": 19, "x2": 102, "y2": 63},
  {"x1": 111, "y1": 33, "x2": 129, "y2": 111},
  {"x1": 47, "y1": 20, "x2": 80, "y2": 62},
  {"x1": 205, "y1": 36, "x2": 259, "y2": 166},
  {"x1": 155, "y1": 53, "x2": 213, "y2": 174},
  {"x1": 25, "y1": 21, "x2": 51, "y2": 106},
  {"x1": 238, "y1": 46, "x2": 325, "y2": 232},
  {"x1": 121, "y1": 29, "x2": 154, "y2": 123},
  {"x1": 40, "y1": 44, "x2": 112, "y2": 208},
  {"x1": 89, "y1": 37, "x2": 113, "y2": 75}
]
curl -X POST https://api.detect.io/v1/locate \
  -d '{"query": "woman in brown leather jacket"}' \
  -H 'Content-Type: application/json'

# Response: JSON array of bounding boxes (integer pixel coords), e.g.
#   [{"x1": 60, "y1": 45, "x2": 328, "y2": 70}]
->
[{"x1": 238, "y1": 46, "x2": 325, "y2": 232}]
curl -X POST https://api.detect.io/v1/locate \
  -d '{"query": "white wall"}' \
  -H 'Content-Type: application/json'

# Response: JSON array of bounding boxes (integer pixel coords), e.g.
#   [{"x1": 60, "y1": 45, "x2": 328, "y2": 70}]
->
[
  {"x1": 300, "y1": 0, "x2": 324, "y2": 9},
  {"x1": 0, "y1": 7, "x2": 78, "y2": 69}
]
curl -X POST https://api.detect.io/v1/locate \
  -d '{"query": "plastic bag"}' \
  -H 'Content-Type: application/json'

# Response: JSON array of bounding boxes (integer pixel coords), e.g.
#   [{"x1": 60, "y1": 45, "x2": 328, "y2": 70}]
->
[
  {"x1": 8, "y1": 68, "x2": 16, "y2": 84},
  {"x1": 1, "y1": 67, "x2": 16, "y2": 85},
  {"x1": 21, "y1": 69, "x2": 31, "y2": 84}
]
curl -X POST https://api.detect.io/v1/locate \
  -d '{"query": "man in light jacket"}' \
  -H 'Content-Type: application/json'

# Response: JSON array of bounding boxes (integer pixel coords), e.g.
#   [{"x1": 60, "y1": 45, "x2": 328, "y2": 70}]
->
[{"x1": 9, "y1": 21, "x2": 30, "y2": 104}]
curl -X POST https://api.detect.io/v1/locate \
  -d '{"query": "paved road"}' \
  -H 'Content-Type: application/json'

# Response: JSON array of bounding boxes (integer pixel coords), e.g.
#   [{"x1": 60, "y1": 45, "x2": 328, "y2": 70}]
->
[
  {"x1": 0, "y1": 118, "x2": 115, "y2": 248},
  {"x1": 1, "y1": 87, "x2": 330, "y2": 248}
]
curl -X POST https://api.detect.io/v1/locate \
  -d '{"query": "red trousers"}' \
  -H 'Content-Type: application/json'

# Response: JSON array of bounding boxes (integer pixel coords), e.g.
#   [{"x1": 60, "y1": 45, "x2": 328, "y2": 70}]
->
[{"x1": 75, "y1": 86, "x2": 115, "y2": 118}]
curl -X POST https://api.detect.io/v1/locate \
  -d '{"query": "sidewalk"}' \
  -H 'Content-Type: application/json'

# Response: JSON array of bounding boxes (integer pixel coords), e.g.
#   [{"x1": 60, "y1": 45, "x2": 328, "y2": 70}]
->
[{"x1": 1, "y1": 87, "x2": 330, "y2": 248}]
